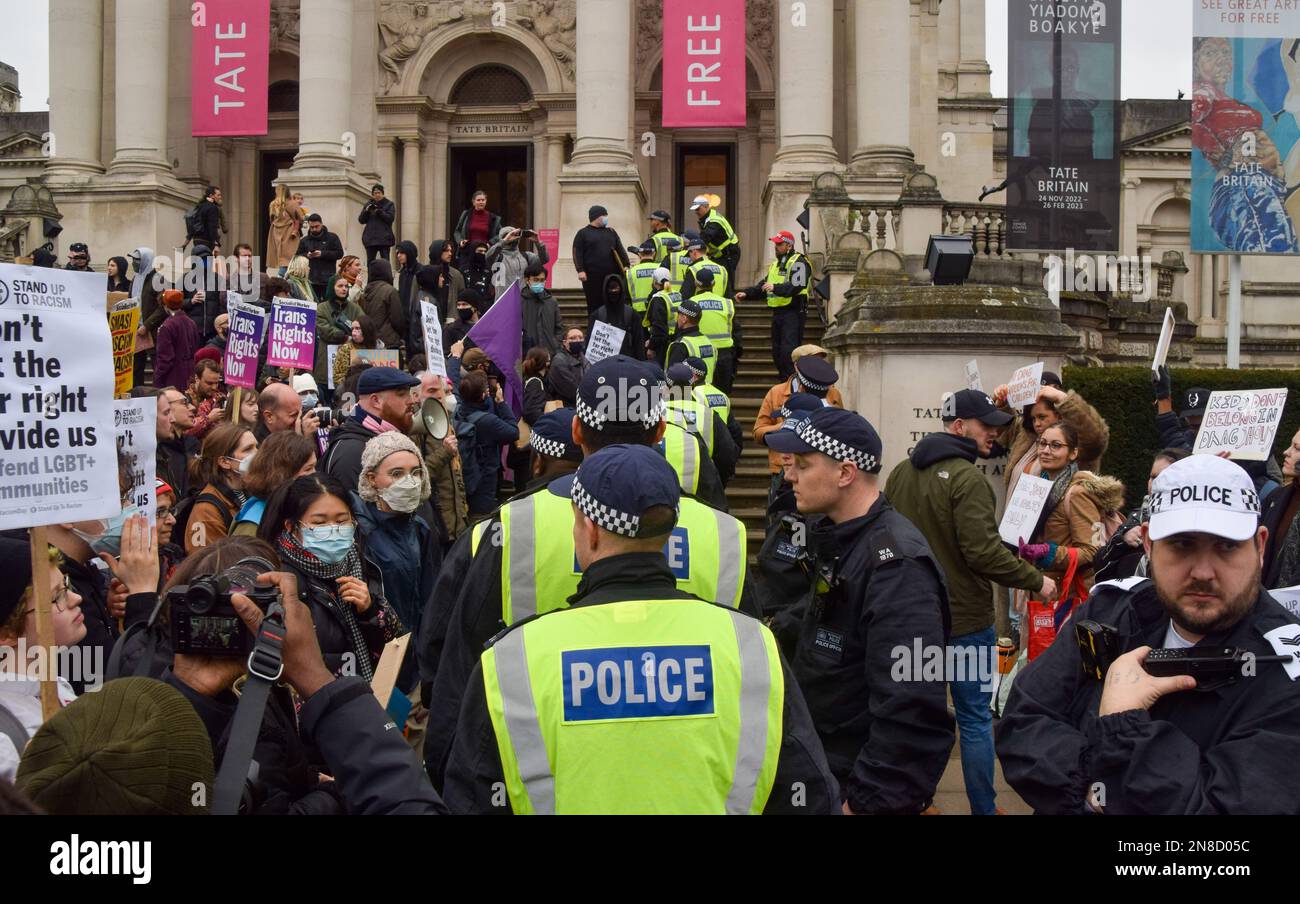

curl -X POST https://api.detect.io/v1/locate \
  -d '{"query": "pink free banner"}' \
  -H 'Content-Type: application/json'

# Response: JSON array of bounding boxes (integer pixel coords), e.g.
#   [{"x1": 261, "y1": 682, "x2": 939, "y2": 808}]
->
[
  {"x1": 662, "y1": 0, "x2": 747, "y2": 128},
  {"x1": 192, "y1": 0, "x2": 271, "y2": 137}
]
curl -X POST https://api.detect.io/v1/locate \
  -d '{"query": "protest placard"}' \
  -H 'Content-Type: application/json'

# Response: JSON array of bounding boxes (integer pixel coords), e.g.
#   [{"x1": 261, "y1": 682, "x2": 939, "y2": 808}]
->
[
  {"x1": 0, "y1": 264, "x2": 122, "y2": 530},
  {"x1": 355, "y1": 349, "x2": 401, "y2": 369},
  {"x1": 419, "y1": 299, "x2": 447, "y2": 379},
  {"x1": 998, "y1": 475, "x2": 1054, "y2": 546},
  {"x1": 965, "y1": 359, "x2": 983, "y2": 392},
  {"x1": 1192, "y1": 389, "x2": 1289, "y2": 461},
  {"x1": 587, "y1": 320, "x2": 626, "y2": 365},
  {"x1": 1006, "y1": 362, "x2": 1045, "y2": 410},
  {"x1": 265, "y1": 296, "x2": 317, "y2": 370},
  {"x1": 1271, "y1": 586, "x2": 1300, "y2": 620},
  {"x1": 371, "y1": 634, "x2": 413, "y2": 729},
  {"x1": 114, "y1": 398, "x2": 157, "y2": 520},
  {"x1": 224, "y1": 301, "x2": 267, "y2": 389},
  {"x1": 1152, "y1": 307, "x2": 1175, "y2": 375},
  {"x1": 326, "y1": 344, "x2": 340, "y2": 389},
  {"x1": 108, "y1": 298, "x2": 141, "y2": 397}
]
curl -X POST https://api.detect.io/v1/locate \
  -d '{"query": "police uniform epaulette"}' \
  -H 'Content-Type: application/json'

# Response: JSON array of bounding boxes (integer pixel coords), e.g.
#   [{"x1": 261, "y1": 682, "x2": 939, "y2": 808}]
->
[{"x1": 869, "y1": 526, "x2": 907, "y2": 567}]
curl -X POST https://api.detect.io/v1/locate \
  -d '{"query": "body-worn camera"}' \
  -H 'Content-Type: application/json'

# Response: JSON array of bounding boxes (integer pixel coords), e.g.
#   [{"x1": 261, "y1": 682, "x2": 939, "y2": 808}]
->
[{"x1": 169, "y1": 556, "x2": 281, "y2": 657}]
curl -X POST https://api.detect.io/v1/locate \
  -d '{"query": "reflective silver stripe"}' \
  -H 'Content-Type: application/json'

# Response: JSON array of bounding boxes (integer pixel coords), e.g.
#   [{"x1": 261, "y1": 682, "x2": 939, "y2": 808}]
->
[
  {"x1": 713, "y1": 511, "x2": 744, "y2": 608},
  {"x1": 492, "y1": 630, "x2": 556, "y2": 815},
  {"x1": 726, "y1": 610, "x2": 773, "y2": 815},
  {"x1": 677, "y1": 428, "x2": 699, "y2": 493},
  {"x1": 505, "y1": 497, "x2": 538, "y2": 624}
]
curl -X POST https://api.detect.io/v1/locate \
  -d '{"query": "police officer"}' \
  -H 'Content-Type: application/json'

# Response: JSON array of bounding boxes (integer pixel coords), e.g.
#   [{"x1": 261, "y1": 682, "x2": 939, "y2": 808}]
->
[
  {"x1": 680, "y1": 239, "x2": 730, "y2": 300},
  {"x1": 687, "y1": 268, "x2": 741, "y2": 396},
  {"x1": 690, "y1": 194, "x2": 741, "y2": 293},
  {"x1": 441, "y1": 444, "x2": 838, "y2": 814},
  {"x1": 625, "y1": 241, "x2": 660, "y2": 326},
  {"x1": 665, "y1": 298, "x2": 717, "y2": 385},
  {"x1": 674, "y1": 356, "x2": 744, "y2": 461},
  {"x1": 665, "y1": 361, "x2": 739, "y2": 487},
  {"x1": 646, "y1": 209, "x2": 678, "y2": 262},
  {"x1": 996, "y1": 455, "x2": 1300, "y2": 814},
  {"x1": 419, "y1": 357, "x2": 751, "y2": 787},
  {"x1": 645, "y1": 266, "x2": 681, "y2": 367},
  {"x1": 735, "y1": 229, "x2": 811, "y2": 382},
  {"x1": 766, "y1": 408, "x2": 956, "y2": 814}
]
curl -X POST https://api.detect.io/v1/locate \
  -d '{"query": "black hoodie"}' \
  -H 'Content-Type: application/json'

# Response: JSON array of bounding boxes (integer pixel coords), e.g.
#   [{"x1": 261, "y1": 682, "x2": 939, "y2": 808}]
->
[
  {"x1": 592, "y1": 273, "x2": 646, "y2": 360},
  {"x1": 909, "y1": 431, "x2": 980, "y2": 470},
  {"x1": 394, "y1": 240, "x2": 420, "y2": 316}
]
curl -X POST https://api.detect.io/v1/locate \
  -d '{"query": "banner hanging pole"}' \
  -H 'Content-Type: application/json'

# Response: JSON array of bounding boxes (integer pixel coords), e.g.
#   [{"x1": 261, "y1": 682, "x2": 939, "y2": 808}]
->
[{"x1": 1227, "y1": 254, "x2": 1242, "y2": 370}]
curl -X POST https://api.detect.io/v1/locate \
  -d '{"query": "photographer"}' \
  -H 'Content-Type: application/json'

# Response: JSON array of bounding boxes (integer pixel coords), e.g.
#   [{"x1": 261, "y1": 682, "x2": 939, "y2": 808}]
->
[
  {"x1": 255, "y1": 382, "x2": 321, "y2": 443},
  {"x1": 258, "y1": 476, "x2": 403, "y2": 681},
  {"x1": 486, "y1": 226, "x2": 549, "y2": 302},
  {"x1": 358, "y1": 184, "x2": 396, "y2": 263},
  {"x1": 996, "y1": 455, "x2": 1300, "y2": 815}
]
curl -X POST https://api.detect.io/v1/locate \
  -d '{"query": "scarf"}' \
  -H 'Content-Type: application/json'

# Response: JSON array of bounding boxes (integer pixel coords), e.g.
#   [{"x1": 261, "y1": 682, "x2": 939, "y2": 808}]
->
[
  {"x1": 277, "y1": 530, "x2": 373, "y2": 682},
  {"x1": 1033, "y1": 462, "x2": 1080, "y2": 540}
]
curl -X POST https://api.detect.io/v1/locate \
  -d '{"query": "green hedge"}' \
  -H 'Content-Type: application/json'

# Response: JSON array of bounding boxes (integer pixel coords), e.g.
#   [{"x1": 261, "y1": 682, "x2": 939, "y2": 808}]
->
[{"x1": 1060, "y1": 366, "x2": 1300, "y2": 510}]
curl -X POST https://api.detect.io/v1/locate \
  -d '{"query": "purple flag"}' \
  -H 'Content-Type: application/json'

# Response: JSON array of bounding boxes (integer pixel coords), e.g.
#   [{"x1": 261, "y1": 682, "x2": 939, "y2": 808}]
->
[{"x1": 466, "y1": 279, "x2": 524, "y2": 416}]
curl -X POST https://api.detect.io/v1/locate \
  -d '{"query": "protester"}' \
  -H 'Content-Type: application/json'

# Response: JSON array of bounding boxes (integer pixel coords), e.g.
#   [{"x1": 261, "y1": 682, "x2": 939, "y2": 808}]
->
[
  {"x1": 355, "y1": 432, "x2": 438, "y2": 640},
  {"x1": 996, "y1": 455, "x2": 1300, "y2": 814},
  {"x1": 334, "y1": 314, "x2": 382, "y2": 390},
  {"x1": 0, "y1": 541, "x2": 83, "y2": 782},
  {"x1": 296, "y1": 214, "x2": 344, "y2": 301},
  {"x1": 993, "y1": 376, "x2": 1109, "y2": 498},
  {"x1": 314, "y1": 274, "x2": 365, "y2": 394},
  {"x1": 520, "y1": 261, "x2": 565, "y2": 356},
  {"x1": 1262, "y1": 427, "x2": 1300, "y2": 589},
  {"x1": 592, "y1": 273, "x2": 646, "y2": 360},
  {"x1": 361, "y1": 258, "x2": 405, "y2": 350},
  {"x1": 64, "y1": 241, "x2": 91, "y2": 271},
  {"x1": 412, "y1": 240, "x2": 464, "y2": 350},
  {"x1": 320, "y1": 367, "x2": 420, "y2": 492},
  {"x1": 184, "y1": 359, "x2": 228, "y2": 441},
  {"x1": 442, "y1": 289, "x2": 483, "y2": 349},
  {"x1": 573, "y1": 205, "x2": 629, "y2": 324},
  {"x1": 1094, "y1": 448, "x2": 1189, "y2": 583},
  {"x1": 394, "y1": 240, "x2": 422, "y2": 322},
  {"x1": 254, "y1": 381, "x2": 319, "y2": 442},
  {"x1": 486, "y1": 227, "x2": 549, "y2": 301},
  {"x1": 359, "y1": 184, "x2": 396, "y2": 262},
  {"x1": 285, "y1": 255, "x2": 317, "y2": 302},
  {"x1": 453, "y1": 369, "x2": 519, "y2": 517},
  {"x1": 258, "y1": 476, "x2": 402, "y2": 681},
  {"x1": 223, "y1": 385, "x2": 260, "y2": 431},
  {"x1": 152, "y1": 290, "x2": 201, "y2": 394},
  {"x1": 267, "y1": 184, "x2": 304, "y2": 273},
  {"x1": 453, "y1": 190, "x2": 501, "y2": 268},
  {"x1": 413, "y1": 373, "x2": 468, "y2": 549},
  {"x1": 151, "y1": 479, "x2": 186, "y2": 589},
  {"x1": 190, "y1": 186, "x2": 222, "y2": 248},
  {"x1": 459, "y1": 240, "x2": 493, "y2": 301},
  {"x1": 156, "y1": 388, "x2": 199, "y2": 499},
  {"x1": 185, "y1": 423, "x2": 258, "y2": 553},
  {"x1": 885, "y1": 389, "x2": 1055, "y2": 816},
  {"x1": 545, "y1": 327, "x2": 587, "y2": 407},
  {"x1": 106, "y1": 255, "x2": 131, "y2": 293},
  {"x1": 205, "y1": 312, "x2": 230, "y2": 358},
  {"x1": 232, "y1": 431, "x2": 318, "y2": 537}
]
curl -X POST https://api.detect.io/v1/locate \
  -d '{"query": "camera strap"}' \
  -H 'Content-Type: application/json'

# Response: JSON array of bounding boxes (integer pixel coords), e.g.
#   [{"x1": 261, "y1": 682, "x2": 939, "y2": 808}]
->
[{"x1": 212, "y1": 601, "x2": 287, "y2": 816}]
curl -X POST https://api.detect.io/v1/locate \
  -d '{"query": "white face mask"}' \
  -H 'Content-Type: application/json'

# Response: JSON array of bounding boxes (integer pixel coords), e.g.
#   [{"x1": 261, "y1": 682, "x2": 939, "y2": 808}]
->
[{"x1": 379, "y1": 474, "x2": 423, "y2": 513}]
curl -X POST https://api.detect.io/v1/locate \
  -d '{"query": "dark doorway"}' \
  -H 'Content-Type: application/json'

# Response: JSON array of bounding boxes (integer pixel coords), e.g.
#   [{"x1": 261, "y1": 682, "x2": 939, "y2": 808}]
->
[
  {"x1": 257, "y1": 149, "x2": 297, "y2": 260},
  {"x1": 448, "y1": 144, "x2": 531, "y2": 239},
  {"x1": 675, "y1": 144, "x2": 735, "y2": 230}
]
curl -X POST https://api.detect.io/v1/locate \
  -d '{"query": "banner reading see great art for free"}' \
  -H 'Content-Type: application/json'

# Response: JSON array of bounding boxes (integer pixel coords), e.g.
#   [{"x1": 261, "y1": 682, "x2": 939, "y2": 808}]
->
[{"x1": 1192, "y1": 5, "x2": 1300, "y2": 254}]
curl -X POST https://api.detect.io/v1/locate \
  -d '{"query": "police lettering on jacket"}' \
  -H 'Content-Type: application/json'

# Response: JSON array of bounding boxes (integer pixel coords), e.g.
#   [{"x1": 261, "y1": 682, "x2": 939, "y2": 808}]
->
[{"x1": 562, "y1": 645, "x2": 714, "y2": 721}]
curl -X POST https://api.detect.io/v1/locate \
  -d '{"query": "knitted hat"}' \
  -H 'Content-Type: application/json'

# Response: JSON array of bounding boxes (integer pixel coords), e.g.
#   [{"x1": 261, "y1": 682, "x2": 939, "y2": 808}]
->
[
  {"x1": 0, "y1": 536, "x2": 34, "y2": 627},
  {"x1": 16, "y1": 677, "x2": 214, "y2": 815},
  {"x1": 357, "y1": 432, "x2": 431, "y2": 504}
]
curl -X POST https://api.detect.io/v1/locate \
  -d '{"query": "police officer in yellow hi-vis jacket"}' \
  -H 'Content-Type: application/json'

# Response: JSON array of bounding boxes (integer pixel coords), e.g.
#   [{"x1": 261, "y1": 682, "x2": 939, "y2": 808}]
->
[
  {"x1": 442, "y1": 443, "x2": 839, "y2": 814},
  {"x1": 419, "y1": 356, "x2": 749, "y2": 788}
]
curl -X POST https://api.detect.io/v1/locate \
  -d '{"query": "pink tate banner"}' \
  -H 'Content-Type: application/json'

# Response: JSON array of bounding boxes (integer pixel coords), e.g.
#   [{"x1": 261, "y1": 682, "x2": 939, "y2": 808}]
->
[
  {"x1": 192, "y1": 0, "x2": 271, "y2": 136},
  {"x1": 662, "y1": 0, "x2": 747, "y2": 128}
]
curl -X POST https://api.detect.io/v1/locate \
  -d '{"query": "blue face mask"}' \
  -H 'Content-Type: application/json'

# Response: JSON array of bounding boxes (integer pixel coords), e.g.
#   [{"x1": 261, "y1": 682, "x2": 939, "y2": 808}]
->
[
  {"x1": 73, "y1": 505, "x2": 140, "y2": 557},
  {"x1": 299, "y1": 523, "x2": 355, "y2": 564},
  {"x1": 529, "y1": 282, "x2": 546, "y2": 295}
]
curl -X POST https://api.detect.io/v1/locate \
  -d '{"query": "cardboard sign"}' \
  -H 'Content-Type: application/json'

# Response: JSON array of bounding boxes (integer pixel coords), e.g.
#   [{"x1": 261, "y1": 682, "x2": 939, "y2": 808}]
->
[
  {"x1": 371, "y1": 633, "x2": 412, "y2": 729},
  {"x1": 326, "y1": 344, "x2": 341, "y2": 390},
  {"x1": 587, "y1": 320, "x2": 627, "y2": 365},
  {"x1": 1152, "y1": 307, "x2": 1175, "y2": 375},
  {"x1": 265, "y1": 296, "x2": 316, "y2": 370},
  {"x1": 114, "y1": 398, "x2": 157, "y2": 520},
  {"x1": 999, "y1": 475, "x2": 1054, "y2": 546},
  {"x1": 224, "y1": 301, "x2": 267, "y2": 389},
  {"x1": 108, "y1": 298, "x2": 141, "y2": 397},
  {"x1": 1006, "y1": 362, "x2": 1045, "y2": 410},
  {"x1": 419, "y1": 299, "x2": 448, "y2": 379},
  {"x1": 0, "y1": 265, "x2": 122, "y2": 529},
  {"x1": 1192, "y1": 389, "x2": 1289, "y2": 461},
  {"x1": 355, "y1": 349, "x2": 401, "y2": 369},
  {"x1": 965, "y1": 359, "x2": 983, "y2": 392}
]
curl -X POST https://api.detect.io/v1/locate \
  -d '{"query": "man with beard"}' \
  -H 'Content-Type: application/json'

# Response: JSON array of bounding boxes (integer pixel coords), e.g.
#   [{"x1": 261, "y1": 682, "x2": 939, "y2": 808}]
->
[
  {"x1": 996, "y1": 455, "x2": 1300, "y2": 815},
  {"x1": 319, "y1": 367, "x2": 420, "y2": 492}
]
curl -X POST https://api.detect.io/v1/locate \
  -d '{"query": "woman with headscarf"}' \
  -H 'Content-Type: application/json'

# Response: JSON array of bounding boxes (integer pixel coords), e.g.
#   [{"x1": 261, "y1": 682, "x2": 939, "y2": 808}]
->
[
  {"x1": 591, "y1": 272, "x2": 646, "y2": 360},
  {"x1": 106, "y1": 256, "x2": 132, "y2": 293}
]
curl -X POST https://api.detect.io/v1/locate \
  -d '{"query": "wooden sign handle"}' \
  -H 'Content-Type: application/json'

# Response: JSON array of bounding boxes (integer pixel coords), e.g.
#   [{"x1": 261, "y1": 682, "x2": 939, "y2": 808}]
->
[{"x1": 28, "y1": 526, "x2": 60, "y2": 721}]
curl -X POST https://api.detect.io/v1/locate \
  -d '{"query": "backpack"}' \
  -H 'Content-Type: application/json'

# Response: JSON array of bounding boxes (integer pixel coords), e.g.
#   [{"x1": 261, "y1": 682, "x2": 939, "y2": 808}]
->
[
  {"x1": 172, "y1": 490, "x2": 235, "y2": 550},
  {"x1": 183, "y1": 204, "x2": 202, "y2": 241},
  {"x1": 454, "y1": 408, "x2": 494, "y2": 497}
]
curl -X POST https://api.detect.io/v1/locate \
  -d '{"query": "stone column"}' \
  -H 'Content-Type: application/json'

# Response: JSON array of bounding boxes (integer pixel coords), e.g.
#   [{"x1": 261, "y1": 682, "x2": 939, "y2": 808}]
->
[
  {"x1": 401, "y1": 137, "x2": 422, "y2": 245},
  {"x1": 545, "y1": 134, "x2": 564, "y2": 228},
  {"x1": 958, "y1": 0, "x2": 991, "y2": 97},
  {"x1": 294, "y1": 0, "x2": 354, "y2": 170},
  {"x1": 110, "y1": 0, "x2": 171, "y2": 174},
  {"x1": 773, "y1": 0, "x2": 838, "y2": 170},
  {"x1": 851, "y1": 0, "x2": 914, "y2": 172},
  {"x1": 1122, "y1": 178, "x2": 1141, "y2": 258},
  {"x1": 47, "y1": 0, "x2": 105, "y2": 175},
  {"x1": 532, "y1": 132, "x2": 548, "y2": 225},
  {"x1": 429, "y1": 119, "x2": 449, "y2": 241}
]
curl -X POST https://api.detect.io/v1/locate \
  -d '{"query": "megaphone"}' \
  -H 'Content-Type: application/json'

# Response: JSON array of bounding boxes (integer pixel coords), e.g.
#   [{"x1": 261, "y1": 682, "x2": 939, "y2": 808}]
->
[{"x1": 414, "y1": 397, "x2": 448, "y2": 439}]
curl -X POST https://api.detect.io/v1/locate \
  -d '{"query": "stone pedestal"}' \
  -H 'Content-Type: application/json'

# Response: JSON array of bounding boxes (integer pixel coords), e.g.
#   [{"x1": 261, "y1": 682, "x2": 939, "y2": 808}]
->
[{"x1": 823, "y1": 254, "x2": 1079, "y2": 507}]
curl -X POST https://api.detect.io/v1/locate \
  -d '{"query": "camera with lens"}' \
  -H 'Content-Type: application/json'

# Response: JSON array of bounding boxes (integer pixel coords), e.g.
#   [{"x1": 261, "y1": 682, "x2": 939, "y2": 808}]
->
[
  {"x1": 309, "y1": 405, "x2": 338, "y2": 428},
  {"x1": 168, "y1": 556, "x2": 281, "y2": 657}
]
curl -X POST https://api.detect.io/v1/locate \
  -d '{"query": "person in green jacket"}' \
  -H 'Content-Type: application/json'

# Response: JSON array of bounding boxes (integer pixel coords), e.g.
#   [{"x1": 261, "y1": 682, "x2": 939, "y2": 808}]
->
[
  {"x1": 315, "y1": 273, "x2": 365, "y2": 404},
  {"x1": 883, "y1": 388, "x2": 1056, "y2": 817}
]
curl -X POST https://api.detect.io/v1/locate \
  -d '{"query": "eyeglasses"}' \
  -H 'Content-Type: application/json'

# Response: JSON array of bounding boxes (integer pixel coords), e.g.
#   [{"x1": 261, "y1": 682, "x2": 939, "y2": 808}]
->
[
  {"x1": 1036, "y1": 440, "x2": 1070, "y2": 452},
  {"x1": 157, "y1": 506, "x2": 176, "y2": 521},
  {"x1": 51, "y1": 575, "x2": 74, "y2": 612}
]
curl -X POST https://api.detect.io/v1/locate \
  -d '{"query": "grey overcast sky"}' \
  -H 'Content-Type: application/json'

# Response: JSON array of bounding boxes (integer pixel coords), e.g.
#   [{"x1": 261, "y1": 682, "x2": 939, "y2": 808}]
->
[
  {"x1": 8, "y1": 1, "x2": 1193, "y2": 113},
  {"x1": 988, "y1": 0, "x2": 1193, "y2": 100}
]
